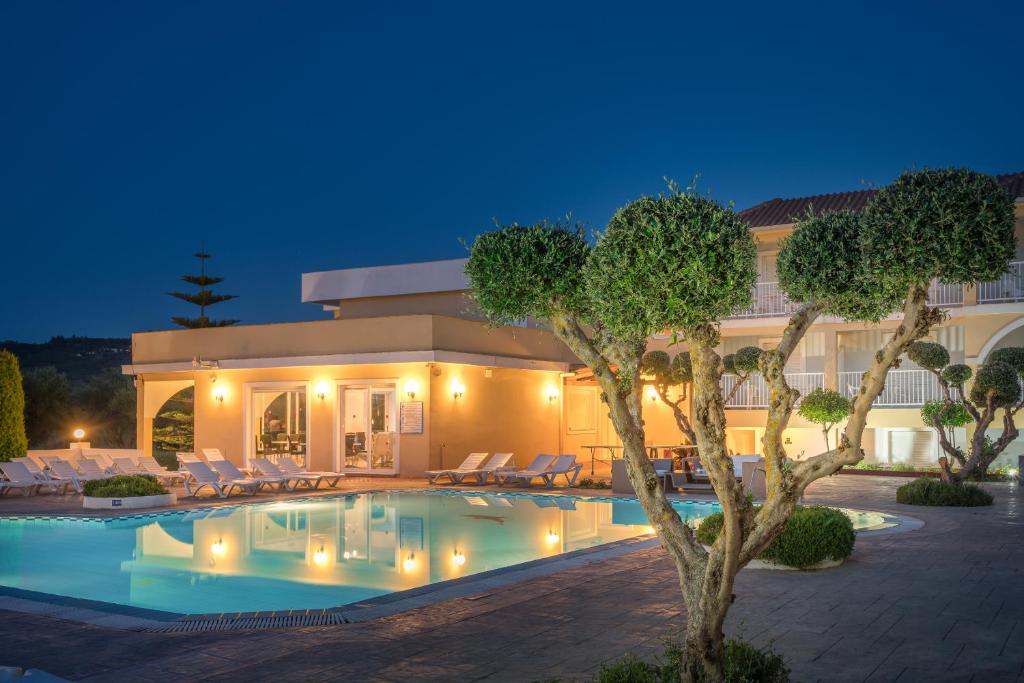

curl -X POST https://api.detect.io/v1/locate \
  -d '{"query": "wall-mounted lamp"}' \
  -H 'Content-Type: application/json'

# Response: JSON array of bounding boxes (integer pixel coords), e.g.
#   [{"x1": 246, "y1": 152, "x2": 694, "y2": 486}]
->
[
  {"x1": 312, "y1": 545, "x2": 329, "y2": 567},
  {"x1": 402, "y1": 553, "x2": 417, "y2": 572},
  {"x1": 545, "y1": 385, "x2": 559, "y2": 402},
  {"x1": 546, "y1": 530, "x2": 560, "y2": 545},
  {"x1": 404, "y1": 379, "x2": 420, "y2": 400},
  {"x1": 452, "y1": 549, "x2": 466, "y2": 567},
  {"x1": 72, "y1": 428, "x2": 85, "y2": 442},
  {"x1": 212, "y1": 384, "x2": 227, "y2": 403},
  {"x1": 645, "y1": 385, "x2": 659, "y2": 402},
  {"x1": 315, "y1": 381, "x2": 330, "y2": 401},
  {"x1": 451, "y1": 381, "x2": 465, "y2": 400},
  {"x1": 210, "y1": 538, "x2": 226, "y2": 556}
]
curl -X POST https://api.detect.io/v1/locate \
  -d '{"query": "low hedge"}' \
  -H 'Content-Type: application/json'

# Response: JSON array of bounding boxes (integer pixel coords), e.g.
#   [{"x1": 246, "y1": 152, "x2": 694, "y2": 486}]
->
[
  {"x1": 696, "y1": 506, "x2": 855, "y2": 569},
  {"x1": 82, "y1": 475, "x2": 167, "y2": 498},
  {"x1": 896, "y1": 477, "x2": 993, "y2": 506},
  {"x1": 593, "y1": 638, "x2": 789, "y2": 683}
]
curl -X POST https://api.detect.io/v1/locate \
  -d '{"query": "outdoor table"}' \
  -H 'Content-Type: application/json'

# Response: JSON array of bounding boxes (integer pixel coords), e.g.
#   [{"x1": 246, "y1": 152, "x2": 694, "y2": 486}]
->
[
  {"x1": 580, "y1": 445, "x2": 622, "y2": 475},
  {"x1": 646, "y1": 444, "x2": 698, "y2": 459}
]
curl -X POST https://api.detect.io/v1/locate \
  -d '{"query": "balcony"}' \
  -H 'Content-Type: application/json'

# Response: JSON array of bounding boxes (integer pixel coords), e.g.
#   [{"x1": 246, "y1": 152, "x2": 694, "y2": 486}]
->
[
  {"x1": 977, "y1": 260, "x2": 1024, "y2": 303},
  {"x1": 837, "y1": 369, "x2": 942, "y2": 407},
  {"x1": 729, "y1": 282, "x2": 801, "y2": 319},
  {"x1": 721, "y1": 372, "x2": 824, "y2": 408}
]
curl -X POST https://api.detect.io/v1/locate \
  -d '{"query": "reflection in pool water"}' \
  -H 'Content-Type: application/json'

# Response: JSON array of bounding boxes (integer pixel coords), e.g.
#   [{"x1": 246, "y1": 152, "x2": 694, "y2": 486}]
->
[{"x1": 0, "y1": 492, "x2": 888, "y2": 614}]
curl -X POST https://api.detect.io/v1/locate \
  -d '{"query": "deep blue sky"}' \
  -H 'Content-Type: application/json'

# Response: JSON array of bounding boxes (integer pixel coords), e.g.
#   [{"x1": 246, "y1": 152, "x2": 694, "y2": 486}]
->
[{"x1": 2, "y1": 1, "x2": 1022, "y2": 342}]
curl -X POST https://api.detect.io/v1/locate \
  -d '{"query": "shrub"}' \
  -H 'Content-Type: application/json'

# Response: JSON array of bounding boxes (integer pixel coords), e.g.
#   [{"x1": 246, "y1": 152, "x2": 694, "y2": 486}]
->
[
  {"x1": 896, "y1": 477, "x2": 993, "y2": 506},
  {"x1": 697, "y1": 506, "x2": 855, "y2": 569},
  {"x1": 83, "y1": 475, "x2": 167, "y2": 498},
  {"x1": 920, "y1": 400, "x2": 972, "y2": 428},
  {"x1": 970, "y1": 361, "x2": 1022, "y2": 407},
  {"x1": 798, "y1": 388, "x2": 851, "y2": 451},
  {"x1": 593, "y1": 639, "x2": 789, "y2": 683},
  {"x1": 576, "y1": 477, "x2": 611, "y2": 490},
  {"x1": 907, "y1": 341, "x2": 950, "y2": 371},
  {"x1": 733, "y1": 346, "x2": 762, "y2": 374},
  {"x1": 941, "y1": 364, "x2": 972, "y2": 386},
  {"x1": 988, "y1": 347, "x2": 1024, "y2": 375},
  {"x1": 0, "y1": 350, "x2": 28, "y2": 462}
]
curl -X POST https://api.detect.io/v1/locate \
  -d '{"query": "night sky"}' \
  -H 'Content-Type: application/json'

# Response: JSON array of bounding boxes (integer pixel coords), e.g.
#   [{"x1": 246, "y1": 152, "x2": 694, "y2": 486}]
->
[{"x1": 2, "y1": 1, "x2": 1022, "y2": 342}]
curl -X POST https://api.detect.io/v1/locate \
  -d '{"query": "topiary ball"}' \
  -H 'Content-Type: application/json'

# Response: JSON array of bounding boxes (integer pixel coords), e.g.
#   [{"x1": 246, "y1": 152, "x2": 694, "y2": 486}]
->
[
  {"x1": 896, "y1": 477, "x2": 993, "y2": 506},
  {"x1": 722, "y1": 353, "x2": 737, "y2": 374},
  {"x1": 907, "y1": 341, "x2": 950, "y2": 371},
  {"x1": 970, "y1": 361, "x2": 1022, "y2": 407},
  {"x1": 641, "y1": 350, "x2": 671, "y2": 378},
  {"x1": 988, "y1": 347, "x2": 1024, "y2": 376},
  {"x1": 734, "y1": 346, "x2": 763, "y2": 374},
  {"x1": 941, "y1": 364, "x2": 972, "y2": 386},
  {"x1": 920, "y1": 400, "x2": 972, "y2": 428},
  {"x1": 670, "y1": 352, "x2": 693, "y2": 384}
]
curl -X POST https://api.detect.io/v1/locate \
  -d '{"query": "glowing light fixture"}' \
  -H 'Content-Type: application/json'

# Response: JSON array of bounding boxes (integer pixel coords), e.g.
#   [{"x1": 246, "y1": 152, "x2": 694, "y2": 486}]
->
[
  {"x1": 546, "y1": 530, "x2": 560, "y2": 545},
  {"x1": 343, "y1": 550, "x2": 352, "y2": 560},
  {"x1": 452, "y1": 549, "x2": 466, "y2": 567},
  {"x1": 404, "y1": 379, "x2": 420, "y2": 399},
  {"x1": 451, "y1": 381, "x2": 465, "y2": 400},
  {"x1": 72, "y1": 428, "x2": 85, "y2": 441},
  {"x1": 645, "y1": 385, "x2": 658, "y2": 402},
  {"x1": 312, "y1": 545, "x2": 328, "y2": 567},
  {"x1": 644, "y1": 525, "x2": 656, "y2": 535},
  {"x1": 212, "y1": 385, "x2": 227, "y2": 403},
  {"x1": 546, "y1": 385, "x2": 559, "y2": 402},
  {"x1": 210, "y1": 539, "x2": 226, "y2": 556},
  {"x1": 402, "y1": 553, "x2": 417, "y2": 572},
  {"x1": 315, "y1": 381, "x2": 330, "y2": 401}
]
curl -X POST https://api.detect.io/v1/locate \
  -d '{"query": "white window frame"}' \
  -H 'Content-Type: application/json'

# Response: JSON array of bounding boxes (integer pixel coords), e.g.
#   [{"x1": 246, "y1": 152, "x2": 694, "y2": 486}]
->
[
  {"x1": 243, "y1": 380, "x2": 312, "y2": 468},
  {"x1": 333, "y1": 378, "x2": 401, "y2": 475}
]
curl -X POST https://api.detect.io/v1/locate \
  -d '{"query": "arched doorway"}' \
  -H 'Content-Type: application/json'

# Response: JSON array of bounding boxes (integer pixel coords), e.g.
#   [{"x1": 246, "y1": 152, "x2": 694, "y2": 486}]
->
[{"x1": 152, "y1": 386, "x2": 194, "y2": 468}]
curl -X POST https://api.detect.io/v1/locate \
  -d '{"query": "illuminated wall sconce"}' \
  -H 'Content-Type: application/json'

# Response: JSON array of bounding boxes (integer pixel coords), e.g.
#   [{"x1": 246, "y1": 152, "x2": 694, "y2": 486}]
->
[
  {"x1": 545, "y1": 385, "x2": 559, "y2": 402},
  {"x1": 546, "y1": 530, "x2": 560, "y2": 545},
  {"x1": 312, "y1": 545, "x2": 329, "y2": 567},
  {"x1": 212, "y1": 384, "x2": 227, "y2": 403},
  {"x1": 210, "y1": 538, "x2": 226, "y2": 556},
  {"x1": 72, "y1": 428, "x2": 86, "y2": 442},
  {"x1": 451, "y1": 381, "x2": 465, "y2": 400},
  {"x1": 404, "y1": 379, "x2": 420, "y2": 400},
  {"x1": 402, "y1": 553, "x2": 417, "y2": 572},
  {"x1": 645, "y1": 385, "x2": 658, "y2": 402},
  {"x1": 315, "y1": 381, "x2": 330, "y2": 401},
  {"x1": 452, "y1": 549, "x2": 466, "y2": 567}
]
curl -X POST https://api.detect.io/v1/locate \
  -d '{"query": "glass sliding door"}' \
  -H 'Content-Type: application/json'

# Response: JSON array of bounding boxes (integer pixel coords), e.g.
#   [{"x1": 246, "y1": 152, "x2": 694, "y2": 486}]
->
[
  {"x1": 341, "y1": 384, "x2": 397, "y2": 474},
  {"x1": 250, "y1": 385, "x2": 308, "y2": 467}
]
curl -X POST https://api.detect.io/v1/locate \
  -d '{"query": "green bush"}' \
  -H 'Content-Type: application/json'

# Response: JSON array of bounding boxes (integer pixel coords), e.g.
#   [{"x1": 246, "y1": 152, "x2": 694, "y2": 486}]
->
[
  {"x1": 576, "y1": 477, "x2": 611, "y2": 489},
  {"x1": 896, "y1": 477, "x2": 993, "y2": 506},
  {"x1": 697, "y1": 506, "x2": 855, "y2": 569},
  {"x1": 970, "y1": 361, "x2": 1022, "y2": 406},
  {"x1": 593, "y1": 639, "x2": 789, "y2": 683},
  {"x1": 906, "y1": 341, "x2": 950, "y2": 371},
  {"x1": 920, "y1": 400, "x2": 972, "y2": 428},
  {"x1": 0, "y1": 350, "x2": 28, "y2": 462},
  {"x1": 83, "y1": 475, "x2": 167, "y2": 498}
]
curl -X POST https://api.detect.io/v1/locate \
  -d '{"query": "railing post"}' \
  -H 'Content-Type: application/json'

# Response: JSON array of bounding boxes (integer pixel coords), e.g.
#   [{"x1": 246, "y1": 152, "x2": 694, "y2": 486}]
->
[{"x1": 824, "y1": 331, "x2": 838, "y2": 391}]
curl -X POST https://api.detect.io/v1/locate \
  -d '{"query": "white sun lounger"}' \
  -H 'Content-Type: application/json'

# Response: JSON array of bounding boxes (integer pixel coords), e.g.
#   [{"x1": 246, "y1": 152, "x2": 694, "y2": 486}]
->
[
  {"x1": 137, "y1": 456, "x2": 186, "y2": 484},
  {"x1": 201, "y1": 448, "x2": 228, "y2": 462},
  {"x1": 77, "y1": 457, "x2": 111, "y2": 482},
  {"x1": 14, "y1": 457, "x2": 52, "y2": 482},
  {"x1": 1, "y1": 461, "x2": 59, "y2": 496},
  {"x1": 47, "y1": 458, "x2": 104, "y2": 494},
  {"x1": 182, "y1": 461, "x2": 260, "y2": 498},
  {"x1": 494, "y1": 454, "x2": 557, "y2": 487},
  {"x1": 546, "y1": 455, "x2": 584, "y2": 488},
  {"x1": 112, "y1": 457, "x2": 147, "y2": 476},
  {"x1": 252, "y1": 457, "x2": 319, "y2": 490},
  {"x1": 425, "y1": 453, "x2": 488, "y2": 484},
  {"x1": 275, "y1": 458, "x2": 343, "y2": 487},
  {"x1": 452, "y1": 452, "x2": 515, "y2": 485},
  {"x1": 207, "y1": 459, "x2": 279, "y2": 492}
]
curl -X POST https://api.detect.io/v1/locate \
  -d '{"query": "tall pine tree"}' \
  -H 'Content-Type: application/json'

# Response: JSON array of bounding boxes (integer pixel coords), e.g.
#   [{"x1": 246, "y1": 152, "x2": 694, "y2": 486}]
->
[{"x1": 169, "y1": 251, "x2": 239, "y2": 328}]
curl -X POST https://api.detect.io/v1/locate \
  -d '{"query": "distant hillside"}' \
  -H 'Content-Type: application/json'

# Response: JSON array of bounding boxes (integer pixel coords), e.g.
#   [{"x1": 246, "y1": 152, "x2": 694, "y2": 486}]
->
[{"x1": 1, "y1": 336, "x2": 131, "y2": 385}]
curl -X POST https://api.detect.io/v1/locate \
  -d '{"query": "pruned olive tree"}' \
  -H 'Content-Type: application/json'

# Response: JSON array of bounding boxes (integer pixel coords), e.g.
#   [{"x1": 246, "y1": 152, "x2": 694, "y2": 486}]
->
[
  {"x1": 465, "y1": 168, "x2": 1015, "y2": 682},
  {"x1": 910, "y1": 341, "x2": 1024, "y2": 482},
  {"x1": 798, "y1": 388, "x2": 851, "y2": 453}
]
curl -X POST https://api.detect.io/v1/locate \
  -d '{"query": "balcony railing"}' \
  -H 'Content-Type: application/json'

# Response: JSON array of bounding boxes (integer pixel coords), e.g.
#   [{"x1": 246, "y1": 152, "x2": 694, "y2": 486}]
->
[
  {"x1": 721, "y1": 372, "x2": 824, "y2": 409},
  {"x1": 927, "y1": 280, "x2": 963, "y2": 307},
  {"x1": 837, "y1": 369, "x2": 943, "y2": 407},
  {"x1": 977, "y1": 261, "x2": 1024, "y2": 303}
]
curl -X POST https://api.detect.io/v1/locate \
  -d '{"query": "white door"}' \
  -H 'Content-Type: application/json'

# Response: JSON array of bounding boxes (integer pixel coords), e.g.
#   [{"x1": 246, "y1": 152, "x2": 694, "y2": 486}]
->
[{"x1": 340, "y1": 385, "x2": 398, "y2": 474}]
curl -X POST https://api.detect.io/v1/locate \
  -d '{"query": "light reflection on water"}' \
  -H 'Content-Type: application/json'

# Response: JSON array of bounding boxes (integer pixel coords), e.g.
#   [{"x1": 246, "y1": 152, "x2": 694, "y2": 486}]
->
[{"x1": 0, "y1": 493, "x2": 890, "y2": 614}]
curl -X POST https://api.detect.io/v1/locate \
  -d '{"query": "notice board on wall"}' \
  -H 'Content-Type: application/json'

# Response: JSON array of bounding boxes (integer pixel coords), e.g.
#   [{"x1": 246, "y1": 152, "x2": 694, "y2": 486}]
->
[{"x1": 400, "y1": 401, "x2": 424, "y2": 434}]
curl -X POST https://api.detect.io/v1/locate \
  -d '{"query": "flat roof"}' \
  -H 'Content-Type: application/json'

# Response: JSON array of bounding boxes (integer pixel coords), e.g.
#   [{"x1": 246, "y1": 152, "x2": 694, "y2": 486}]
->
[{"x1": 301, "y1": 258, "x2": 468, "y2": 305}]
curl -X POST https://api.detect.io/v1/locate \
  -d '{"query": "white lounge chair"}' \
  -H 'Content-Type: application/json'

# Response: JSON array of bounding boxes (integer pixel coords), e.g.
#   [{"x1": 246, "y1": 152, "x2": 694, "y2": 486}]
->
[
  {"x1": 182, "y1": 461, "x2": 260, "y2": 498},
  {"x1": 425, "y1": 453, "x2": 488, "y2": 484},
  {"x1": 112, "y1": 457, "x2": 147, "y2": 476},
  {"x1": 47, "y1": 458, "x2": 102, "y2": 494},
  {"x1": 207, "y1": 459, "x2": 278, "y2": 492},
  {"x1": 13, "y1": 457, "x2": 52, "y2": 482},
  {"x1": 137, "y1": 456, "x2": 186, "y2": 484},
  {"x1": 494, "y1": 454, "x2": 557, "y2": 487},
  {"x1": 276, "y1": 458, "x2": 343, "y2": 487},
  {"x1": 201, "y1": 448, "x2": 227, "y2": 462},
  {"x1": 452, "y1": 452, "x2": 514, "y2": 485},
  {"x1": 545, "y1": 455, "x2": 584, "y2": 488},
  {"x1": 1, "y1": 461, "x2": 58, "y2": 496},
  {"x1": 252, "y1": 457, "x2": 319, "y2": 490},
  {"x1": 77, "y1": 457, "x2": 111, "y2": 482}
]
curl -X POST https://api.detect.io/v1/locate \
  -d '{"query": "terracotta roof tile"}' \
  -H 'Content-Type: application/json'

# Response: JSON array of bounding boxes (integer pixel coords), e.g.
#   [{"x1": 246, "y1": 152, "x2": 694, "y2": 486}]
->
[{"x1": 739, "y1": 171, "x2": 1024, "y2": 229}]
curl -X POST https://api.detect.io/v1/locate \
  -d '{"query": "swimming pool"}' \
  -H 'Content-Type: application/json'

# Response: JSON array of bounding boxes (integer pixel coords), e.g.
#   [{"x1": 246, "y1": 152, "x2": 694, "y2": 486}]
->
[{"x1": 0, "y1": 492, "x2": 891, "y2": 614}]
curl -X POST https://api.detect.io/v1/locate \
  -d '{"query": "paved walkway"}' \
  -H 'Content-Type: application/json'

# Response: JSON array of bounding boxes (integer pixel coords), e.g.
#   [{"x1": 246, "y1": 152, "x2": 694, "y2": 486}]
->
[{"x1": 2, "y1": 475, "x2": 1023, "y2": 682}]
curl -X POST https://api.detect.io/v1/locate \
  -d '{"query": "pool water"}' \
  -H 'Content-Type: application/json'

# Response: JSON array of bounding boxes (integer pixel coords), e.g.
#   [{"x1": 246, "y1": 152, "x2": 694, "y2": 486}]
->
[{"x1": 0, "y1": 492, "x2": 888, "y2": 614}]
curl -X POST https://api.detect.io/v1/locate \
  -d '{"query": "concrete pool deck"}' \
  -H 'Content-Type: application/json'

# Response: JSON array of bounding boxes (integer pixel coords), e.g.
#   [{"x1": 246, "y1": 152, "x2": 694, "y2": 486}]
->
[{"x1": 2, "y1": 475, "x2": 1022, "y2": 682}]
